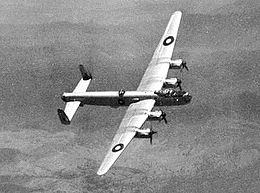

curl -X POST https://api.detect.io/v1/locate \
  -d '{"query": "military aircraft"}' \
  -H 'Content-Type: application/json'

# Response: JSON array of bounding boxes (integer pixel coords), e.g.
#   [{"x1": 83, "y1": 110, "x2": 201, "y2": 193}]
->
[{"x1": 58, "y1": 11, "x2": 191, "y2": 175}]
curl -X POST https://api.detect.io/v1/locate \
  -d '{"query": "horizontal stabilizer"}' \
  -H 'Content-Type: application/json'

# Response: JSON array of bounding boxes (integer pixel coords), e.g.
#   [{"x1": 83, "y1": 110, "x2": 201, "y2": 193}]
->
[
  {"x1": 58, "y1": 65, "x2": 92, "y2": 124},
  {"x1": 58, "y1": 101, "x2": 81, "y2": 124},
  {"x1": 79, "y1": 65, "x2": 92, "y2": 80},
  {"x1": 57, "y1": 109, "x2": 70, "y2": 125}
]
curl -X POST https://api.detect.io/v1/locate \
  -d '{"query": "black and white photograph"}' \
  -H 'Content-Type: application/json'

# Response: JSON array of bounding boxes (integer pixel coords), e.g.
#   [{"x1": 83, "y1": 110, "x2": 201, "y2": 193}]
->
[{"x1": 0, "y1": 0, "x2": 259, "y2": 192}]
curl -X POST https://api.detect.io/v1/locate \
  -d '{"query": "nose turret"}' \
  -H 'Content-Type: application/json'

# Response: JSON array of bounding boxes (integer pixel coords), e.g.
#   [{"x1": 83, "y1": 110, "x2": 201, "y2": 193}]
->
[{"x1": 183, "y1": 92, "x2": 192, "y2": 103}]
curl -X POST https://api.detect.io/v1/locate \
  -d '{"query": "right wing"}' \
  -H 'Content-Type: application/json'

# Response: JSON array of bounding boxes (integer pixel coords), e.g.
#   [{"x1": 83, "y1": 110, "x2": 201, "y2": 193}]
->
[
  {"x1": 57, "y1": 65, "x2": 92, "y2": 125},
  {"x1": 97, "y1": 99, "x2": 156, "y2": 175}
]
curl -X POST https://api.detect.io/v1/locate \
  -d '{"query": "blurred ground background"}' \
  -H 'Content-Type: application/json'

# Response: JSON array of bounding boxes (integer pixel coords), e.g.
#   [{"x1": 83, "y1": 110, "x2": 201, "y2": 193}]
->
[{"x1": 0, "y1": 0, "x2": 259, "y2": 192}]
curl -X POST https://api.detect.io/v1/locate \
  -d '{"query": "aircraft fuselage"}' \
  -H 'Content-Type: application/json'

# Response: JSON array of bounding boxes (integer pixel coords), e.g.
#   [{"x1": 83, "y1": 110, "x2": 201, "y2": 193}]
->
[{"x1": 62, "y1": 91, "x2": 192, "y2": 107}]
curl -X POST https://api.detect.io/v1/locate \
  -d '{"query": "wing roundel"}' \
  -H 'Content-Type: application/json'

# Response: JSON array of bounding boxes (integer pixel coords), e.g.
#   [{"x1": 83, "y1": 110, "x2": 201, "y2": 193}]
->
[{"x1": 152, "y1": 11, "x2": 182, "y2": 60}]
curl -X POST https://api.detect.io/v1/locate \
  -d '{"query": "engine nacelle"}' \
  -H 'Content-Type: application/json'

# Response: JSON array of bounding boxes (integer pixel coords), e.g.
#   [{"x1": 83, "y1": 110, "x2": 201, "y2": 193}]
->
[
  {"x1": 169, "y1": 59, "x2": 188, "y2": 71},
  {"x1": 147, "y1": 110, "x2": 163, "y2": 120},
  {"x1": 147, "y1": 110, "x2": 167, "y2": 123},
  {"x1": 134, "y1": 128, "x2": 157, "y2": 144},
  {"x1": 163, "y1": 78, "x2": 181, "y2": 89},
  {"x1": 135, "y1": 128, "x2": 152, "y2": 138}
]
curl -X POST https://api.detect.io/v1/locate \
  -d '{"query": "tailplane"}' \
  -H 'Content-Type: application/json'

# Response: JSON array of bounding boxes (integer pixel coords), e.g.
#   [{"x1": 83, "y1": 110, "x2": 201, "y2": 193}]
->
[{"x1": 58, "y1": 65, "x2": 92, "y2": 124}]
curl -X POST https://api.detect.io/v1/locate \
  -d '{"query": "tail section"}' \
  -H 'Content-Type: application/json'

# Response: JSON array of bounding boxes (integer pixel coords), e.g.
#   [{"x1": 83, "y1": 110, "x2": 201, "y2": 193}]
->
[{"x1": 58, "y1": 65, "x2": 92, "y2": 125}]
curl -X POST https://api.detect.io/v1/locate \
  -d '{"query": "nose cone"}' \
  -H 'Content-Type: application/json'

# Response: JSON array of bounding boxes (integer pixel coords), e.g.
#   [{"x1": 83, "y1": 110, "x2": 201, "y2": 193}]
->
[
  {"x1": 185, "y1": 94, "x2": 192, "y2": 103},
  {"x1": 183, "y1": 92, "x2": 192, "y2": 103}
]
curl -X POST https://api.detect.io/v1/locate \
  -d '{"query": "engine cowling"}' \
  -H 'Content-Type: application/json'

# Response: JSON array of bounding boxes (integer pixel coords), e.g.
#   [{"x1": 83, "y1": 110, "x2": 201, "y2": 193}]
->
[
  {"x1": 163, "y1": 78, "x2": 182, "y2": 90},
  {"x1": 169, "y1": 59, "x2": 188, "y2": 71},
  {"x1": 134, "y1": 128, "x2": 157, "y2": 144},
  {"x1": 135, "y1": 128, "x2": 152, "y2": 138},
  {"x1": 147, "y1": 110, "x2": 167, "y2": 123}
]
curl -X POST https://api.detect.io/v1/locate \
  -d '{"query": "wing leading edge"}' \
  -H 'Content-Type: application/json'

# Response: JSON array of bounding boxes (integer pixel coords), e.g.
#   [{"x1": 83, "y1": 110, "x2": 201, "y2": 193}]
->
[{"x1": 97, "y1": 99, "x2": 155, "y2": 175}]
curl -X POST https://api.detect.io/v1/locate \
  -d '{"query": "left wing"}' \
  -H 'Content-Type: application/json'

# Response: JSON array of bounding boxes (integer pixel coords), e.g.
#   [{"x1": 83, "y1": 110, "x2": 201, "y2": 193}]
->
[
  {"x1": 137, "y1": 11, "x2": 182, "y2": 91},
  {"x1": 97, "y1": 99, "x2": 155, "y2": 175}
]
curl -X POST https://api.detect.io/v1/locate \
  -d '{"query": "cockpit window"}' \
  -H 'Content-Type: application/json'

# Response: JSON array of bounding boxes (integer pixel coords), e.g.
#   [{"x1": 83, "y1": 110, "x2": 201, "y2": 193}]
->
[
  {"x1": 175, "y1": 91, "x2": 186, "y2": 97},
  {"x1": 155, "y1": 89, "x2": 187, "y2": 98}
]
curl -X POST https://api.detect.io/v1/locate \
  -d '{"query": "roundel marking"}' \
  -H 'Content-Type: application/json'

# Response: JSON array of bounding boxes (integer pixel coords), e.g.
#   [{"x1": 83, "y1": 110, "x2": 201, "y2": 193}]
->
[
  {"x1": 163, "y1": 36, "x2": 174, "y2": 46},
  {"x1": 112, "y1": 143, "x2": 124, "y2": 152}
]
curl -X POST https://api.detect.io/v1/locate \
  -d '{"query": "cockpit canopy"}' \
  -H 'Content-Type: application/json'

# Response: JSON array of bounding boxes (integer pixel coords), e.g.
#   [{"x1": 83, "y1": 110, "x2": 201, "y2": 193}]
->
[{"x1": 154, "y1": 89, "x2": 187, "y2": 98}]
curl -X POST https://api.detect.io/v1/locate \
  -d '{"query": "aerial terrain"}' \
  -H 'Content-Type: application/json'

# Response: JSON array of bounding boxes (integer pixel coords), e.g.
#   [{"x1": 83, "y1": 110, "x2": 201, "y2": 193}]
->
[{"x1": 0, "y1": 0, "x2": 259, "y2": 192}]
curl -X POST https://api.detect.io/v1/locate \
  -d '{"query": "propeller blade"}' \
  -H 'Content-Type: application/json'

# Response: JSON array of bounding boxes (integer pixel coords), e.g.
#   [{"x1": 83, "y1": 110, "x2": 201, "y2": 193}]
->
[
  {"x1": 180, "y1": 61, "x2": 188, "y2": 72},
  {"x1": 163, "y1": 117, "x2": 168, "y2": 124},
  {"x1": 160, "y1": 111, "x2": 168, "y2": 124},
  {"x1": 182, "y1": 61, "x2": 189, "y2": 71},
  {"x1": 149, "y1": 122, "x2": 157, "y2": 145},
  {"x1": 149, "y1": 131, "x2": 157, "y2": 145},
  {"x1": 176, "y1": 79, "x2": 182, "y2": 91}
]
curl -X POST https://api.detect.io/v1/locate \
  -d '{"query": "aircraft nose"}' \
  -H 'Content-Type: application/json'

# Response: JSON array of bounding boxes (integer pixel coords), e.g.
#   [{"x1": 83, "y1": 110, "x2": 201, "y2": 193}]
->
[
  {"x1": 183, "y1": 92, "x2": 192, "y2": 102},
  {"x1": 186, "y1": 94, "x2": 192, "y2": 102}
]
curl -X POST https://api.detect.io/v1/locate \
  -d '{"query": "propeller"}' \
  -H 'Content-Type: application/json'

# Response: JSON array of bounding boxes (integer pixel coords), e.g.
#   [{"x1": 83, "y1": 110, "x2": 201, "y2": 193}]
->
[
  {"x1": 176, "y1": 79, "x2": 182, "y2": 91},
  {"x1": 149, "y1": 130, "x2": 157, "y2": 144},
  {"x1": 149, "y1": 123, "x2": 157, "y2": 145},
  {"x1": 159, "y1": 111, "x2": 168, "y2": 124},
  {"x1": 180, "y1": 60, "x2": 189, "y2": 72}
]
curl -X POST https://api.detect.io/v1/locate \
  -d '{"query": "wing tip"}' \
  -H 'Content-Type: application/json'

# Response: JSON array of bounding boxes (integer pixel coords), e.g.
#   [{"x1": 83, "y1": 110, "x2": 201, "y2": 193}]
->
[
  {"x1": 172, "y1": 11, "x2": 182, "y2": 17},
  {"x1": 97, "y1": 168, "x2": 107, "y2": 176}
]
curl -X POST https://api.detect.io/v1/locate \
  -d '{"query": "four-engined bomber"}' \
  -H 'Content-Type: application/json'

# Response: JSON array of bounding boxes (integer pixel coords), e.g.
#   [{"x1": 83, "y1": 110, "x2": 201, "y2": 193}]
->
[{"x1": 58, "y1": 11, "x2": 192, "y2": 175}]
